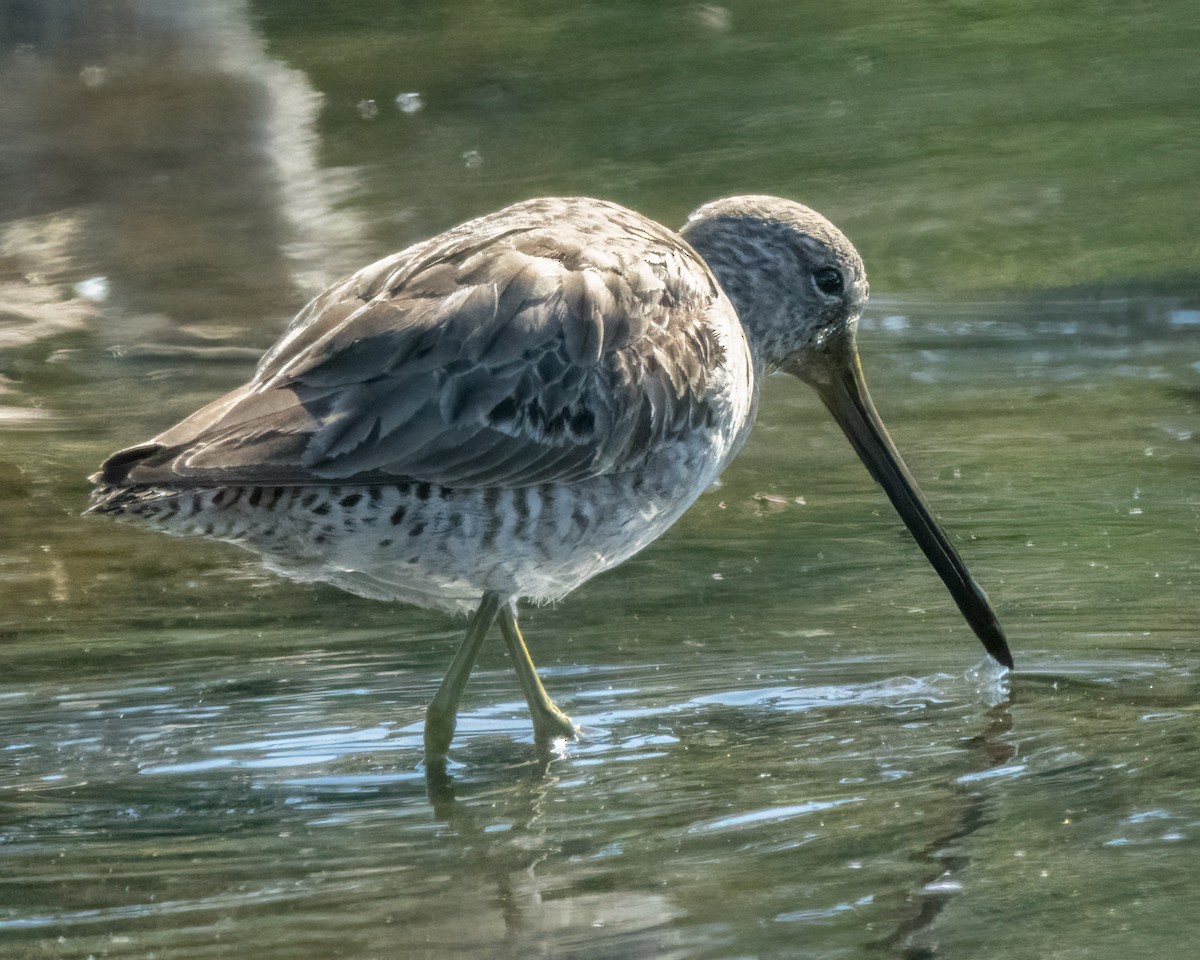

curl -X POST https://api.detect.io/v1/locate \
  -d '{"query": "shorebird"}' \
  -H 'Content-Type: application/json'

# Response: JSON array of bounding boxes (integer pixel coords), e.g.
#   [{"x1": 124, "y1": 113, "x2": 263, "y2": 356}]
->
[{"x1": 89, "y1": 196, "x2": 1011, "y2": 760}]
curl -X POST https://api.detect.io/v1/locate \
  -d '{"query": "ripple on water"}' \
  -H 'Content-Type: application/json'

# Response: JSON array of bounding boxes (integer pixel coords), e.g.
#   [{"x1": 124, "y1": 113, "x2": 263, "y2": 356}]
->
[{"x1": 688, "y1": 796, "x2": 865, "y2": 835}]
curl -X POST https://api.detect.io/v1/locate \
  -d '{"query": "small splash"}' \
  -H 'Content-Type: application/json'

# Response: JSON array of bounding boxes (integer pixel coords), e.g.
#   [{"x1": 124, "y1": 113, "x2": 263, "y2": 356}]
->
[
  {"x1": 356, "y1": 99, "x2": 379, "y2": 120},
  {"x1": 394, "y1": 91, "x2": 424, "y2": 114},
  {"x1": 964, "y1": 658, "x2": 1011, "y2": 706},
  {"x1": 73, "y1": 276, "x2": 109, "y2": 302},
  {"x1": 1127, "y1": 485, "x2": 1144, "y2": 515},
  {"x1": 462, "y1": 149, "x2": 483, "y2": 170}
]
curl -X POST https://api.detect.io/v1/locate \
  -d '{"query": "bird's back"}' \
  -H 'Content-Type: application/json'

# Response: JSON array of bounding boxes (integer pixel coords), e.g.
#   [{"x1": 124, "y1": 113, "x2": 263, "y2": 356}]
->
[
  {"x1": 95, "y1": 197, "x2": 754, "y2": 493},
  {"x1": 89, "y1": 198, "x2": 759, "y2": 610}
]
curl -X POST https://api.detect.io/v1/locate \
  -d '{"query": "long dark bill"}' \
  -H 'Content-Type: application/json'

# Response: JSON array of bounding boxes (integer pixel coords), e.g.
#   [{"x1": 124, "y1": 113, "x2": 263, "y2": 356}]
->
[{"x1": 810, "y1": 350, "x2": 1013, "y2": 669}]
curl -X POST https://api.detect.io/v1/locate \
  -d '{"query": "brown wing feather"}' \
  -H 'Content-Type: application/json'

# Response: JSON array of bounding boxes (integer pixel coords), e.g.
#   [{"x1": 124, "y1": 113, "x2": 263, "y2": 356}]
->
[{"x1": 100, "y1": 198, "x2": 731, "y2": 490}]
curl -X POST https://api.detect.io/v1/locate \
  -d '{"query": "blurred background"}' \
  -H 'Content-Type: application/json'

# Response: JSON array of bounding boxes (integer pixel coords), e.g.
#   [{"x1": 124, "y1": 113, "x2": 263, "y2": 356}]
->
[{"x1": 0, "y1": 1, "x2": 1197, "y2": 958}]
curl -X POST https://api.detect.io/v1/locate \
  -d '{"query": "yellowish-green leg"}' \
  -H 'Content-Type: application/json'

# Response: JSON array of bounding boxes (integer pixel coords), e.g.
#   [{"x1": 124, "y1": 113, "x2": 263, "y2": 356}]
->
[
  {"x1": 425, "y1": 592, "x2": 503, "y2": 760},
  {"x1": 497, "y1": 604, "x2": 577, "y2": 743}
]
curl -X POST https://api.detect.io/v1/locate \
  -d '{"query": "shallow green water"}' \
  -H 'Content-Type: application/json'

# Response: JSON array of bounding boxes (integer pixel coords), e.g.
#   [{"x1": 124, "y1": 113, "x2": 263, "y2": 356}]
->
[{"x1": 1, "y1": 2, "x2": 1198, "y2": 958}]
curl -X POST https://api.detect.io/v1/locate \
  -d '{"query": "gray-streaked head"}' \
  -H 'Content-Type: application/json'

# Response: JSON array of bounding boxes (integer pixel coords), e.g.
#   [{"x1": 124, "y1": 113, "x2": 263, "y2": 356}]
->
[
  {"x1": 682, "y1": 195, "x2": 1012, "y2": 671},
  {"x1": 680, "y1": 195, "x2": 868, "y2": 377}
]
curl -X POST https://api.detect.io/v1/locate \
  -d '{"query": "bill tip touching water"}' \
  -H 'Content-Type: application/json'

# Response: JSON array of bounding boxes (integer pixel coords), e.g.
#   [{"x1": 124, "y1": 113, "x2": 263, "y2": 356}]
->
[{"x1": 88, "y1": 195, "x2": 1012, "y2": 760}]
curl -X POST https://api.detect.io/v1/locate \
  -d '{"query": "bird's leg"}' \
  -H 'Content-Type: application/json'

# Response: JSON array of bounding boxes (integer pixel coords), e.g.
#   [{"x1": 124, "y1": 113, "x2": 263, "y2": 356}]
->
[
  {"x1": 425, "y1": 591, "x2": 503, "y2": 760},
  {"x1": 497, "y1": 603, "x2": 577, "y2": 743}
]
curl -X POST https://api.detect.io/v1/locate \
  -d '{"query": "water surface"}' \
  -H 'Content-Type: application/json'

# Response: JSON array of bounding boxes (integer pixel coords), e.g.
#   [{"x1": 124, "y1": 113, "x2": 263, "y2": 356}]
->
[{"x1": 1, "y1": 2, "x2": 1198, "y2": 958}]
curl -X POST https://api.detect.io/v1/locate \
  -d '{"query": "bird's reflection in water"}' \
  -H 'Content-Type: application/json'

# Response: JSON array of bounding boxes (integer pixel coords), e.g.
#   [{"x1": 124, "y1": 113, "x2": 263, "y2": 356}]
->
[
  {"x1": 422, "y1": 744, "x2": 688, "y2": 953},
  {"x1": 874, "y1": 688, "x2": 1017, "y2": 958},
  {"x1": 416, "y1": 672, "x2": 1016, "y2": 957}
]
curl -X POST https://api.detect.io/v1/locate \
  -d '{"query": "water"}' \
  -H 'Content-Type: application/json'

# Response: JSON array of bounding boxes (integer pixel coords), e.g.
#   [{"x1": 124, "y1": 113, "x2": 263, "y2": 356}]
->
[{"x1": 2, "y1": 2, "x2": 1198, "y2": 958}]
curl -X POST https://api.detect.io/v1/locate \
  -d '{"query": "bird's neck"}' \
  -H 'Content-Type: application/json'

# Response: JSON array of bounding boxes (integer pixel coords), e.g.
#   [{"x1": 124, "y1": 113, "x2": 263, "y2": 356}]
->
[{"x1": 682, "y1": 221, "x2": 792, "y2": 374}]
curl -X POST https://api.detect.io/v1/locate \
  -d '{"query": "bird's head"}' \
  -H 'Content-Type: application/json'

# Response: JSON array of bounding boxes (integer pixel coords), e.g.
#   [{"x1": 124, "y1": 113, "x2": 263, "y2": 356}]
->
[
  {"x1": 680, "y1": 195, "x2": 868, "y2": 378},
  {"x1": 681, "y1": 196, "x2": 1012, "y2": 670}
]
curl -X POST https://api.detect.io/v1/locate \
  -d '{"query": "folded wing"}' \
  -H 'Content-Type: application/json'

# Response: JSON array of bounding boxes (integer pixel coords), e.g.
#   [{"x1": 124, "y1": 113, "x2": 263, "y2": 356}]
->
[{"x1": 100, "y1": 199, "x2": 732, "y2": 490}]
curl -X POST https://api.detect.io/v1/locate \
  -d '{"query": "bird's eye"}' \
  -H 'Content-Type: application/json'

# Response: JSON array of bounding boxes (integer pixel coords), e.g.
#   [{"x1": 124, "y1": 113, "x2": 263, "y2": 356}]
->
[{"x1": 813, "y1": 267, "x2": 844, "y2": 297}]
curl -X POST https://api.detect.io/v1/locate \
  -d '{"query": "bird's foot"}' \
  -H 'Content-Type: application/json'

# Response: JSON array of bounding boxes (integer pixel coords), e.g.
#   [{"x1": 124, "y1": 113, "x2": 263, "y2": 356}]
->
[
  {"x1": 423, "y1": 707, "x2": 457, "y2": 761},
  {"x1": 531, "y1": 702, "x2": 577, "y2": 744}
]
